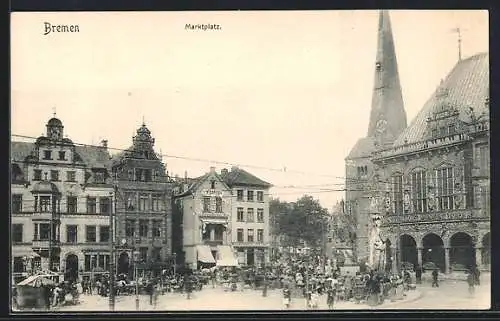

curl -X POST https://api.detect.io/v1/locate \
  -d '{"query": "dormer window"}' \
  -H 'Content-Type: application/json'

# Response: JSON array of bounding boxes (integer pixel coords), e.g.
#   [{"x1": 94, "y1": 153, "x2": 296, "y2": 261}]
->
[
  {"x1": 211, "y1": 180, "x2": 216, "y2": 189},
  {"x1": 375, "y1": 61, "x2": 382, "y2": 71},
  {"x1": 43, "y1": 150, "x2": 52, "y2": 160},
  {"x1": 448, "y1": 124, "x2": 456, "y2": 135},
  {"x1": 58, "y1": 151, "x2": 66, "y2": 160}
]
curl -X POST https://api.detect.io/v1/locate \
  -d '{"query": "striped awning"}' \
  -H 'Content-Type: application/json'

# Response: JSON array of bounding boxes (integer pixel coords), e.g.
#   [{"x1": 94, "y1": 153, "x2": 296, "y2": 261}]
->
[{"x1": 196, "y1": 245, "x2": 216, "y2": 264}]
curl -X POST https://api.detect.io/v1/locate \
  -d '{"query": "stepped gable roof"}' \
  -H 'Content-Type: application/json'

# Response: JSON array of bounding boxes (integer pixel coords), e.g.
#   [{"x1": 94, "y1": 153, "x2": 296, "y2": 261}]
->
[
  {"x1": 221, "y1": 167, "x2": 272, "y2": 188},
  {"x1": 393, "y1": 52, "x2": 489, "y2": 147},
  {"x1": 346, "y1": 137, "x2": 376, "y2": 159}
]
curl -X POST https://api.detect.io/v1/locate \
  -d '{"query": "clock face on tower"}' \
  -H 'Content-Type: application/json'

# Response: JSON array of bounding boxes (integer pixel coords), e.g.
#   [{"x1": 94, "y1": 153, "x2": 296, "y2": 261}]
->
[
  {"x1": 50, "y1": 127, "x2": 61, "y2": 139},
  {"x1": 375, "y1": 119, "x2": 387, "y2": 134}
]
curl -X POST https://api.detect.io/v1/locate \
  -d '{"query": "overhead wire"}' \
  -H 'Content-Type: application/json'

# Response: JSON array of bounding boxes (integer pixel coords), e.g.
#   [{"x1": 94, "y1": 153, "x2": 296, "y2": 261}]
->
[{"x1": 11, "y1": 133, "x2": 433, "y2": 190}]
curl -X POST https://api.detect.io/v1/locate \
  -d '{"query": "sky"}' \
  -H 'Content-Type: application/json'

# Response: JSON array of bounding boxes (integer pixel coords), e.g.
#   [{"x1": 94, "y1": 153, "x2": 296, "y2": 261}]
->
[{"x1": 10, "y1": 10, "x2": 489, "y2": 210}]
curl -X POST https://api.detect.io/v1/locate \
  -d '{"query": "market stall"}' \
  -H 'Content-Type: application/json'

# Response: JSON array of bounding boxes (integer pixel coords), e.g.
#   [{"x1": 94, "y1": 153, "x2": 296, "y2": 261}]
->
[{"x1": 15, "y1": 273, "x2": 58, "y2": 310}]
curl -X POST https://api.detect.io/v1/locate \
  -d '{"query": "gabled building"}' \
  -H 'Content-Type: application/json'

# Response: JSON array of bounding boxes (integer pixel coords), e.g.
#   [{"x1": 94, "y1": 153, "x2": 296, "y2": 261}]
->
[
  {"x1": 345, "y1": 10, "x2": 490, "y2": 273},
  {"x1": 11, "y1": 116, "x2": 113, "y2": 283},
  {"x1": 110, "y1": 122, "x2": 174, "y2": 278},
  {"x1": 345, "y1": 10, "x2": 407, "y2": 266},
  {"x1": 220, "y1": 166, "x2": 272, "y2": 266},
  {"x1": 174, "y1": 167, "x2": 236, "y2": 270}
]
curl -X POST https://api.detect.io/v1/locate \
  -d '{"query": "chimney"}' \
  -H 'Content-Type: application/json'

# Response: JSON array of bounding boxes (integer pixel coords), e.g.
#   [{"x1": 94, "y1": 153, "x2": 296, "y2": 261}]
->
[
  {"x1": 101, "y1": 139, "x2": 108, "y2": 149},
  {"x1": 210, "y1": 166, "x2": 215, "y2": 173},
  {"x1": 221, "y1": 168, "x2": 228, "y2": 176}
]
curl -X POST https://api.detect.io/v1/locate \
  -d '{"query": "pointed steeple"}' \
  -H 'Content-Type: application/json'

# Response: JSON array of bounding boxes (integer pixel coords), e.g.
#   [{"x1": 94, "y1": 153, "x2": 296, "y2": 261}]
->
[{"x1": 367, "y1": 10, "x2": 407, "y2": 147}]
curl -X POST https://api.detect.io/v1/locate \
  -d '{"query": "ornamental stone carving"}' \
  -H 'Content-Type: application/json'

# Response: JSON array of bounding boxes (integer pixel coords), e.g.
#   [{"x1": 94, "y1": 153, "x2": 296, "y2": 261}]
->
[
  {"x1": 384, "y1": 192, "x2": 391, "y2": 213},
  {"x1": 403, "y1": 190, "x2": 411, "y2": 213},
  {"x1": 427, "y1": 185, "x2": 437, "y2": 212}
]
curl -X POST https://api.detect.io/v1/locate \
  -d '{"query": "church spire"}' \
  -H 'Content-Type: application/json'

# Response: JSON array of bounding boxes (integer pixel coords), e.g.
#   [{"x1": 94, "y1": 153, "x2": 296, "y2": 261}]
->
[{"x1": 367, "y1": 10, "x2": 407, "y2": 147}]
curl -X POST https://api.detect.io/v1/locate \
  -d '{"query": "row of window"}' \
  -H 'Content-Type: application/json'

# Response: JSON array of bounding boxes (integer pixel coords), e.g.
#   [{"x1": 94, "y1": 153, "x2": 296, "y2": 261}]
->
[
  {"x1": 33, "y1": 169, "x2": 77, "y2": 182},
  {"x1": 236, "y1": 228, "x2": 265, "y2": 243},
  {"x1": 32, "y1": 169, "x2": 107, "y2": 184},
  {"x1": 125, "y1": 219, "x2": 163, "y2": 238},
  {"x1": 121, "y1": 168, "x2": 161, "y2": 182},
  {"x1": 203, "y1": 196, "x2": 223, "y2": 213},
  {"x1": 430, "y1": 123, "x2": 457, "y2": 138},
  {"x1": 236, "y1": 207, "x2": 265, "y2": 222},
  {"x1": 42, "y1": 150, "x2": 67, "y2": 161},
  {"x1": 12, "y1": 195, "x2": 112, "y2": 214},
  {"x1": 84, "y1": 254, "x2": 110, "y2": 271},
  {"x1": 125, "y1": 193, "x2": 165, "y2": 212},
  {"x1": 12, "y1": 223, "x2": 110, "y2": 243},
  {"x1": 391, "y1": 167, "x2": 464, "y2": 214},
  {"x1": 236, "y1": 190, "x2": 264, "y2": 202}
]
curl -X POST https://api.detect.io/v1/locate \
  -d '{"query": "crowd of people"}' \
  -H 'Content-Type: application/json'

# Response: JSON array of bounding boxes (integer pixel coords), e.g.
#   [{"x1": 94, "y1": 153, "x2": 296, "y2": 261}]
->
[{"x1": 13, "y1": 252, "x2": 484, "y2": 310}]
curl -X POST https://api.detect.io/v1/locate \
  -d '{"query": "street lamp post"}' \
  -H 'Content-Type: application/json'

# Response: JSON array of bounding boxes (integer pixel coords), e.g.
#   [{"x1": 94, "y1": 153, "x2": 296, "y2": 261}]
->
[
  {"x1": 109, "y1": 188, "x2": 117, "y2": 311},
  {"x1": 303, "y1": 253, "x2": 310, "y2": 309},
  {"x1": 262, "y1": 249, "x2": 267, "y2": 297},
  {"x1": 133, "y1": 250, "x2": 140, "y2": 311}
]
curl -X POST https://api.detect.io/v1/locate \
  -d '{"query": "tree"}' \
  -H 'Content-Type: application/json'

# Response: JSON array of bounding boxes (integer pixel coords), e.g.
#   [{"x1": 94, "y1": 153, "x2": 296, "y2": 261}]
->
[{"x1": 277, "y1": 195, "x2": 330, "y2": 249}]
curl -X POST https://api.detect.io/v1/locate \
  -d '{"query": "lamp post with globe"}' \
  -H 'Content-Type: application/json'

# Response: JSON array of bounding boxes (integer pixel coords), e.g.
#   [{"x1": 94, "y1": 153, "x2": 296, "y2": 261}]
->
[{"x1": 133, "y1": 249, "x2": 140, "y2": 310}]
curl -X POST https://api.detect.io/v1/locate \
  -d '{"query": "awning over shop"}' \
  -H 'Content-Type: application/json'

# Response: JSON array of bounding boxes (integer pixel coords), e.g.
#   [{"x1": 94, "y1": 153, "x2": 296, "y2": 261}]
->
[
  {"x1": 12, "y1": 249, "x2": 40, "y2": 258},
  {"x1": 216, "y1": 245, "x2": 239, "y2": 267},
  {"x1": 196, "y1": 245, "x2": 216, "y2": 264}
]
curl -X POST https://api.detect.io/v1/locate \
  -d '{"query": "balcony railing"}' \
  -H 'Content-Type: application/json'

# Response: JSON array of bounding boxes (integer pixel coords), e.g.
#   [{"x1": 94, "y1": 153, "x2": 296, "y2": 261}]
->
[
  {"x1": 199, "y1": 211, "x2": 229, "y2": 218},
  {"x1": 32, "y1": 239, "x2": 61, "y2": 248},
  {"x1": 375, "y1": 133, "x2": 471, "y2": 159},
  {"x1": 203, "y1": 239, "x2": 224, "y2": 246},
  {"x1": 382, "y1": 208, "x2": 488, "y2": 225}
]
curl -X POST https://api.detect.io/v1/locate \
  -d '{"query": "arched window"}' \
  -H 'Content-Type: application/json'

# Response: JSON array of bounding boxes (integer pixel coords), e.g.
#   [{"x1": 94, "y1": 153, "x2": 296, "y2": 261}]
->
[
  {"x1": 411, "y1": 169, "x2": 427, "y2": 213},
  {"x1": 391, "y1": 173, "x2": 403, "y2": 214},
  {"x1": 435, "y1": 166, "x2": 454, "y2": 211}
]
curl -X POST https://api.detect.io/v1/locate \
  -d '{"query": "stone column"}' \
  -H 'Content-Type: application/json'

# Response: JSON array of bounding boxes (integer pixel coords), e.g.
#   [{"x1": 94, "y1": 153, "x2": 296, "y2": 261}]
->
[
  {"x1": 244, "y1": 249, "x2": 248, "y2": 265},
  {"x1": 417, "y1": 248, "x2": 423, "y2": 267},
  {"x1": 475, "y1": 247, "x2": 483, "y2": 269},
  {"x1": 391, "y1": 247, "x2": 397, "y2": 273},
  {"x1": 444, "y1": 247, "x2": 450, "y2": 274}
]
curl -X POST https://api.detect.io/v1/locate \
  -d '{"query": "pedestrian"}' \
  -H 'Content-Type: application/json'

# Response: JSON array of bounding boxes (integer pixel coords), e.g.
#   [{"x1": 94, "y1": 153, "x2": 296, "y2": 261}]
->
[
  {"x1": 326, "y1": 286, "x2": 335, "y2": 309},
  {"x1": 474, "y1": 266, "x2": 481, "y2": 286},
  {"x1": 282, "y1": 285, "x2": 291, "y2": 309},
  {"x1": 415, "y1": 265, "x2": 422, "y2": 284},
  {"x1": 467, "y1": 270, "x2": 475, "y2": 296},
  {"x1": 431, "y1": 269, "x2": 439, "y2": 288},
  {"x1": 153, "y1": 284, "x2": 159, "y2": 308}
]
